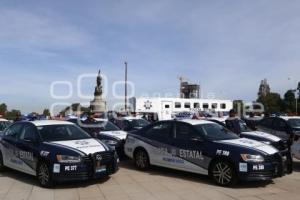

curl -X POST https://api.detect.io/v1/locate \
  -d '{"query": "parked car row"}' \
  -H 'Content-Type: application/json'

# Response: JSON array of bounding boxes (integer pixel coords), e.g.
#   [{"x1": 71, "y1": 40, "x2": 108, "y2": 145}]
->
[{"x1": 0, "y1": 116, "x2": 297, "y2": 187}]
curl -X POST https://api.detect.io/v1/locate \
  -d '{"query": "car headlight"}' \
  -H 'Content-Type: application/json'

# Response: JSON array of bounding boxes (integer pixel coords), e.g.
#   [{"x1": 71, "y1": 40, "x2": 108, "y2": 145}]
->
[
  {"x1": 102, "y1": 140, "x2": 118, "y2": 146},
  {"x1": 56, "y1": 155, "x2": 81, "y2": 163},
  {"x1": 241, "y1": 154, "x2": 264, "y2": 162}
]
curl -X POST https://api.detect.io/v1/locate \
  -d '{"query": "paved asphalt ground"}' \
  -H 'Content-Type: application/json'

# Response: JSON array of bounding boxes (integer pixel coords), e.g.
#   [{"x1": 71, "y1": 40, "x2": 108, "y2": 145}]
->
[{"x1": 0, "y1": 159, "x2": 300, "y2": 200}]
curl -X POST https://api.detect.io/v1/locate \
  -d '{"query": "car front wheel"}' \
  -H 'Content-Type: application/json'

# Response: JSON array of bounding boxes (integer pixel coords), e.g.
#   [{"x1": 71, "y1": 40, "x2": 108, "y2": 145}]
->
[
  {"x1": 210, "y1": 159, "x2": 237, "y2": 186},
  {"x1": 37, "y1": 162, "x2": 53, "y2": 187}
]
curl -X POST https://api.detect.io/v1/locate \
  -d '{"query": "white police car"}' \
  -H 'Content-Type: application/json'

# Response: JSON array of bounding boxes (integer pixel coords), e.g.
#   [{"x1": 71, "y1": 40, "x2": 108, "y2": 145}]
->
[
  {"x1": 124, "y1": 119, "x2": 290, "y2": 186},
  {"x1": 0, "y1": 120, "x2": 118, "y2": 187}
]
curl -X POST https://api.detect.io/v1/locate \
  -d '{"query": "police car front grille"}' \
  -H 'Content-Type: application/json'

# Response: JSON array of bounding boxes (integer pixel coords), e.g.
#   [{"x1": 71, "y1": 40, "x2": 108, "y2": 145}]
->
[
  {"x1": 248, "y1": 171, "x2": 273, "y2": 177},
  {"x1": 82, "y1": 152, "x2": 113, "y2": 164},
  {"x1": 96, "y1": 152, "x2": 113, "y2": 163},
  {"x1": 264, "y1": 153, "x2": 281, "y2": 163},
  {"x1": 57, "y1": 171, "x2": 90, "y2": 179}
]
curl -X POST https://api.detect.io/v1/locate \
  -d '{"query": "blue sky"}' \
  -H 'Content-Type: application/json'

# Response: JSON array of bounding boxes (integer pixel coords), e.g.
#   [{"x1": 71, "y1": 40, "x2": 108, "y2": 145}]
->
[{"x1": 0, "y1": 0, "x2": 300, "y2": 113}]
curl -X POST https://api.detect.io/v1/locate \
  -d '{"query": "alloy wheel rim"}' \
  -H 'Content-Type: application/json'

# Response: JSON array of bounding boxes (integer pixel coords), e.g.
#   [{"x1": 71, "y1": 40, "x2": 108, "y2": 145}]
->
[
  {"x1": 212, "y1": 162, "x2": 232, "y2": 185},
  {"x1": 38, "y1": 164, "x2": 49, "y2": 185},
  {"x1": 136, "y1": 152, "x2": 147, "y2": 168}
]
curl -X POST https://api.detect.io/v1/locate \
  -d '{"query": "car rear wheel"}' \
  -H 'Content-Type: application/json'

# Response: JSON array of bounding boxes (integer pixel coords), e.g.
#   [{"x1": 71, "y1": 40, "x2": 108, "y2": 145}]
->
[
  {"x1": 210, "y1": 160, "x2": 237, "y2": 186},
  {"x1": 134, "y1": 149, "x2": 150, "y2": 170},
  {"x1": 37, "y1": 162, "x2": 53, "y2": 187}
]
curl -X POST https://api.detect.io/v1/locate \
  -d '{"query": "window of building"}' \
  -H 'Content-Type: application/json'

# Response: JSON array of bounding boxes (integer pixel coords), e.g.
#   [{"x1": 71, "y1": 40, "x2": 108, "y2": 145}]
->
[
  {"x1": 212, "y1": 103, "x2": 218, "y2": 109},
  {"x1": 184, "y1": 102, "x2": 191, "y2": 108},
  {"x1": 175, "y1": 102, "x2": 181, "y2": 108},
  {"x1": 203, "y1": 103, "x2": 209, "y2": 109},
  {"x1": 220, "y1": 103, "x2": 226, "y2": 109},
  {"x1": 165, "y1": 104, "x2": 170, "y2": 108},
  {"x1": 194, "y1": 103, "x2": 200, "y2": 108}
]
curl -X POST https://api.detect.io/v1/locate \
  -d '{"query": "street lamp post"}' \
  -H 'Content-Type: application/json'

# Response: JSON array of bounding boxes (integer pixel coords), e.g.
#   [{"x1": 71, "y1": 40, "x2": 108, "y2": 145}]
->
[{"x1": 296, "y1": 90, "x2": 299, "y2": 116}]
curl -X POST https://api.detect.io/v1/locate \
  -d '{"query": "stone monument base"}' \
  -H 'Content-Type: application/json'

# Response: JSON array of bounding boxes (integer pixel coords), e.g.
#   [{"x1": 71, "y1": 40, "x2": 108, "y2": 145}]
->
[{"x1": 90, "y1": 96, "x2": 106, "y2": 113}]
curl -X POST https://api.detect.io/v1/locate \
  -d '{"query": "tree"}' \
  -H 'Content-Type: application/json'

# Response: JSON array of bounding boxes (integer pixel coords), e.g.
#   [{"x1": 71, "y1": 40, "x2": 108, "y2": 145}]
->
[
  {"x1": 257, "y1": 92, "x2": 284, "y2": 114},
  {"x1": 0, "y1": 103, "x2": 7, "y2": 115},
  {"x1": 283, "y1": 90, "x2": 295, "y2": 113},
  {"x1": 43, "y1": 109, "x2": 50, "y2": 116},
  {"x1": 5, "y1": 109, "x2": 21, "y2": 120}
]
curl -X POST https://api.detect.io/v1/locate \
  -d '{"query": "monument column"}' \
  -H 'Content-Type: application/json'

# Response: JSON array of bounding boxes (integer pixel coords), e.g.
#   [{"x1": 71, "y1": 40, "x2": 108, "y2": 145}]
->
[{"x1": 90, "y1": 70, "x2": 107, "y2": 113}]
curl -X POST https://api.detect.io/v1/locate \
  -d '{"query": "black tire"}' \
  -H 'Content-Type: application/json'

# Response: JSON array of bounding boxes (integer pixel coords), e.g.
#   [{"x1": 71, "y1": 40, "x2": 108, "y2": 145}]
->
[
  {"x1": 210, "y1": 159, "x2": 237, "y2": 186},
  {"x1": 0, "y1": 151, "x2": 5, "y2": 172},
  {"x1": 134, "y1": 149, "x2": 150, "y2": 170},
  {"x1": 37, "y1": 162, "x2": 53, "y2": 187}
]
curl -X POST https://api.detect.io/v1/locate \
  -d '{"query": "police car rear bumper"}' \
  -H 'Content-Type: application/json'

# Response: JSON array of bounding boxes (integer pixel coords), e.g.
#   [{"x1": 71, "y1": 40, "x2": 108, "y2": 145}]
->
[
  {"x1": 238, "y1": 153, "x2": 292, "y2": 181},
  {"x1": 52, "y1": 151, "x2": 119, "y2": 182}
]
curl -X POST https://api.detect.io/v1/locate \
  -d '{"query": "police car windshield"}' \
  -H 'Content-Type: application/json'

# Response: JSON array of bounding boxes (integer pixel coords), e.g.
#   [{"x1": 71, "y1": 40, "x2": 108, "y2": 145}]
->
[
  {"x1": 194, "y1": 123, "x2": 239, "y2": 141},
  {"x1": 128, "y1": 119, "x2": 150, "y2": 127},
  {"x1": 0, "y1": 121, "x2": 11, "y2": 131},
  {"x1": 287, "y1": 118, "x2": 300, "y2": 128},
  {"x1": 38, "y1": 124, "x2": 91, "y2": 142}
]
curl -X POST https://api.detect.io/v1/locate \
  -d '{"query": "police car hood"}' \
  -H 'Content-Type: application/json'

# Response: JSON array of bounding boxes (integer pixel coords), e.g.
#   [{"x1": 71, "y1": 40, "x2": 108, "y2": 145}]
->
[
  {"x1": 241, "y1": 131, "x2": 281, "y2": 142},
  {"x1": 50, "y1": 138, "x2": 106, "y2": 155},
  {"x1": 100, "y1": 130, "x2": 127, "y2": 140},
  {"x1": 217, "y1": 138, "x2": 278, "y2": 155}
]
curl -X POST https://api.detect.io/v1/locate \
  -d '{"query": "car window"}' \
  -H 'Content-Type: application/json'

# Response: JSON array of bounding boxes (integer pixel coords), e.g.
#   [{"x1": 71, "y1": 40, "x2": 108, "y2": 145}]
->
[
  {"x1": 175, "y1": 122, "x2": 200, "y2": 140},
  {"x1": 38, "y1": 124, "x2": 91, "y2": 142},
  {"x1": 4, "y1": 123, "x2": 23, "y2": 138},
  {"x1": 99, "y1": 121, "x2": 120, "y2": 131},
  {"x1": 259, "y1": 118, "x2": 274, "y2": 128},
  {"x1": 145, "y1": 122, "x2": 172, "y2": 142},
  {"x1": 287, "y1": 118, "x2": 300, "y2": 128},
  {"x1": 0, "y1": 121, "x2": 11, "y2": 131},
  {"x1": 273, "y1": 119, "x2": 287, "y2": 132},
  {"x1": 17, "y1": 124, "x2": 38, "y2": 142}
]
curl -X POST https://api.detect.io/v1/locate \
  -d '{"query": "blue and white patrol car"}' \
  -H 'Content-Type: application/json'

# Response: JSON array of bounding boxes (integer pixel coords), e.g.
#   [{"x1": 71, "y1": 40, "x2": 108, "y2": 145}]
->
[
  {"x1": 0, "y1": 120, "x2": 118, "y2": 187},
  {"x1": 124, "y1": 119, "x2": 290, "y2": 186}
]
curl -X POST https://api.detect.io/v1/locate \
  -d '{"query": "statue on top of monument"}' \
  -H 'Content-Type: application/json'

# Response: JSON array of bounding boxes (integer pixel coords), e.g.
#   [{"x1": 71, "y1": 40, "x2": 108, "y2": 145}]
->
[{"x1": 94, "y1": 69, "x2": 102, "y2": 96}]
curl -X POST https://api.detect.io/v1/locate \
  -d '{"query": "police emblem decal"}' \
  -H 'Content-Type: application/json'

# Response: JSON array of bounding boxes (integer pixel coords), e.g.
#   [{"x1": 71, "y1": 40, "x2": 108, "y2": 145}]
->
[{"x1": 144, "y1": 100, "x2": 152, "y2": 110}]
